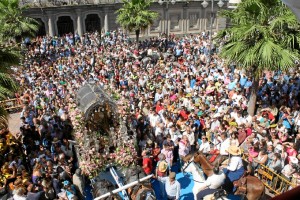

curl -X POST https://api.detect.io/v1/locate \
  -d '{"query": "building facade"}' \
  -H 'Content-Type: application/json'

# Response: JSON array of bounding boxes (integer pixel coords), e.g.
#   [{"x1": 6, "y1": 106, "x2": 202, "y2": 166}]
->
[{"x1": 22, "y1": 0, "x2": 231, "y2": 37}]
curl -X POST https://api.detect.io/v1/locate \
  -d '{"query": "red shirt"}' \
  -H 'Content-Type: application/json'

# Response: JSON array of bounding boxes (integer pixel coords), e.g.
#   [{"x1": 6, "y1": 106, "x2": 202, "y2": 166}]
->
[
  {"x1": 246, "y1": 127, "x2": 252, "y2": 137},
  {"x1": 143, "y1": 157, "x2": 153, "y2": 175},
  {"x1": 179, "y1": 110, "x2": 189, "y2": 120},
  {"x1": 155, "y1": 104, "x2": 164, "y2": 114}
]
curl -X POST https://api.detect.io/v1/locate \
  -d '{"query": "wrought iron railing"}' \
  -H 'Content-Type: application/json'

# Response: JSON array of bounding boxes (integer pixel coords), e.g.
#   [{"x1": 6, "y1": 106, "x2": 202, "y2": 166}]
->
[
  {"x1": 0, "y1": 98, "x2": 23, "y2": 112},
  {"x1": 242, "y1": 153, "x2": 296, "y2": 195}
]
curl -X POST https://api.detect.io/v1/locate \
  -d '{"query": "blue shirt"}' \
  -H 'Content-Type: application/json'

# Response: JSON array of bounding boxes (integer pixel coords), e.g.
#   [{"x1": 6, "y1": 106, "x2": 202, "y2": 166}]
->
[
  {"x1": 244, "y1": 81, "x2": 252, "y2": 88},
  {"x1": 175, "y1": 49, "x2": 183, "y2": 56},
  {"x1": 190, "y1": 79, "x2": 196, "y2": 89},
  {"x1": 228, "y1": 82, "x2": 236, "y2": 90},
  {"x1": 240, "y1": 77, "x2": 247, "y2": 87}
]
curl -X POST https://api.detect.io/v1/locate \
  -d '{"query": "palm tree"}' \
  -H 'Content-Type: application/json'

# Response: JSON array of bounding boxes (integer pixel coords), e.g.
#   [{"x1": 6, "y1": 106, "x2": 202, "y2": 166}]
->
[
  {"x1": 0, "y1": 0, "x2": 39, "y2": 42},
  {"x1": 116, "y1": 0, "x2": 158, "y2": 49},
  {"x1": 0, "y1": 45, "x2": 19, "y2": 128},
  {"x1": 217, "y1": 0, "x2": 300, "y2": 116}
]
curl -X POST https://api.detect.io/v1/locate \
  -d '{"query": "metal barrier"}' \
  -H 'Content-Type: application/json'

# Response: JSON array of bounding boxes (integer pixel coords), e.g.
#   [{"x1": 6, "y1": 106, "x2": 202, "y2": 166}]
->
[
  {"x1": 242, "y1": 154, "x2": 296, "y2": 195},
  {"x1": 0, "y1": 98, "x2": 22, "y2": 111}
]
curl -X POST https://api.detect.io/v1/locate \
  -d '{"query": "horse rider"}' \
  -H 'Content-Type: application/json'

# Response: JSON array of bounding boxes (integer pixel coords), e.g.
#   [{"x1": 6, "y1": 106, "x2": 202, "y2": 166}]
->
[
  {"x1": 222, "y1": 145, "x2": 245, "y2": 192},
  {"x1": 196, "y1": 167, "x2": 226, "y2": 199}
]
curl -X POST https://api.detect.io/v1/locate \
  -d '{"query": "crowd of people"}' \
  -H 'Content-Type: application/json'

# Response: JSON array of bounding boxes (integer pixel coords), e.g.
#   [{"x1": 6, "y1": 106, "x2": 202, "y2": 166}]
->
[{"x1": 0, "y1": 28, "x2": 299, "y2": 200}]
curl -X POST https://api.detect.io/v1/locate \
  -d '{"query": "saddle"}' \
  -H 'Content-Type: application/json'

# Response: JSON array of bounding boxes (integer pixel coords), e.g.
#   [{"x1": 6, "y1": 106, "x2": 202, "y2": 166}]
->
[{"x1": 233, "y1": 173, "x2": 247, "y2": 194}]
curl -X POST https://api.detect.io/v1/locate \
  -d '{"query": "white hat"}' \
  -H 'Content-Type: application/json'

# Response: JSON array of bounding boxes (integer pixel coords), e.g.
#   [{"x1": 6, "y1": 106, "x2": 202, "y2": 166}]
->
[
  {"x1": 290, "y1": 157, "x2": 298, "y2": 164},
  {"x1": 253, "y1": 138, "x2": 259, "y2": 145},
  {"x1": 213, "y1": 113, "x2": 221, "y2": 118},
  {"x1": 275, "y1": 144, "x2": 283, "y2": 151},
  {"x1": 267, "y1": 141, "x2": 273, "y2": 146}
]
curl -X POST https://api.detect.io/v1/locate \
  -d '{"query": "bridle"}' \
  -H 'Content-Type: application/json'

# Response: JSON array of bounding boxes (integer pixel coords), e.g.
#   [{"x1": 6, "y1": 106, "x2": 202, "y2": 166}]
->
[
  {"x1": 182, "y1": 156, "x2": 194, "y2": 173},
  {"x1": 182, "y1": 156, "x2": 205, "y2": 184}
]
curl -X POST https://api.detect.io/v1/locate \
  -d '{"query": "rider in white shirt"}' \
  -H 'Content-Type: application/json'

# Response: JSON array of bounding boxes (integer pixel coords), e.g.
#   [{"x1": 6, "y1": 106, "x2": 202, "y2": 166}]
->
[
  {"x1": 199, "y1": 136, "x2": 210, "y2": 155},
  {"x1": 197, "y1": 167, "x2": 226, "y2": 199},
  {"x1": 222, "y1": 146, "x2": 245, "y2": 193}
]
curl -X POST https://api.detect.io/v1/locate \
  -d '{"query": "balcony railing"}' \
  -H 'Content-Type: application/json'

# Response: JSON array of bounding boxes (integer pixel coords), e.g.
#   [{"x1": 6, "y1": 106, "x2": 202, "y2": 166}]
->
[
  {"x1": 0, "y1": 98, "x2": 23, "y2": 112},
  {"x1": 20, "y1": 0, "x2": 122, "y2": 8}
]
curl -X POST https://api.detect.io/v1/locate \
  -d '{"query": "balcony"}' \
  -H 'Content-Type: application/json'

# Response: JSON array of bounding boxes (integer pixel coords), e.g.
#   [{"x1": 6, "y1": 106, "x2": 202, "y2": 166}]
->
[{"x1": 20, "y1": 0, "x2": 122, "y2": 8}]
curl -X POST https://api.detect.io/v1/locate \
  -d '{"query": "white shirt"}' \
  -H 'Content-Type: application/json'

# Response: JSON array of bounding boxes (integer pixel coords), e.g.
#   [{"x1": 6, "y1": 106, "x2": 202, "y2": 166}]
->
[
  {"x1": 183, "y1": 132, "x2": 195, "y2": 145},
  {"x1": 219, "y1": 138, "x2": 230, "y2": 156},
  {"x1": 199, "y1": 141, "x2": 210, "y2": 154},
  {"x1": 205, "y1": 172, "x2": 226, "y2": 189},
  {"x1": 282, "y1": 164, "x2": 296, "y2": 178},
  {"x1": 159, "y1": 177, "x2": 181, "y2": 199},
  {"x1": 211, "y1": 120, "x2": 220, "y2": 131},
  {"x1": 227, "y1": 156, "x2": 243, "y2": 171},
  {"x1": 149, "y1": 114, "x2": 159, "y2": 127}
]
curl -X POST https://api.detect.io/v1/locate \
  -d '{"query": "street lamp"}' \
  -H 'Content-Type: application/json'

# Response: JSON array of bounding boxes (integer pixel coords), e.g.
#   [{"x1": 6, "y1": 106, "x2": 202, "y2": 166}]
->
[
  {"x1": 159, "y1": 0, "x2": 176, "y2": 37},
  {"x1": 201, "y1": 0, "x2": 224, "y2": 53}
]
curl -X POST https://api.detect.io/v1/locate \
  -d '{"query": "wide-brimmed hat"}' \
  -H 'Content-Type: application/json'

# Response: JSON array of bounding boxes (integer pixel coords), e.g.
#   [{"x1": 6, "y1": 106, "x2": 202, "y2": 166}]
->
[
  {"x1": 229, "y1": 122, "x2": 238, "y2": 127},
  {"x1": 290, "y1": 157, "x2": 298, "y2": 164},
  {"x1": 186, "y1": 93, "x2": 192, "y2": 98},
  {"x1": 213, "y1": 113, "x2": 221, "y2": 118},
  {"x1": 180, "y1": 125, "x2": 186, "y2": 132},
  {"x1": 147, "y1": 139, "x2": 153, "y2": 145},
  {"x1": 52, "y1": 137, "x2": 60, "y2": 144},
  {"x1": 158, "y1": 161, "x2": 168, "y2": 172},
  {"x1": 227, "y1": 146, "x2": 241, "y2": 156}
]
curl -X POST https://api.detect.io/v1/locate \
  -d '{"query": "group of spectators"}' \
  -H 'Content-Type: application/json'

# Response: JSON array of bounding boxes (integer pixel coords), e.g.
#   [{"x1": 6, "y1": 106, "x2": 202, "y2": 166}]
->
[{"x1": 0, "y1": 28, "x2": 299, "y2": 200}]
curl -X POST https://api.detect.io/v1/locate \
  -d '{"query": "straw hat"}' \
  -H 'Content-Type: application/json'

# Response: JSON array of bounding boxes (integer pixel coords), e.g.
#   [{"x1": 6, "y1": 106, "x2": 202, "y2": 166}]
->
[
  {"x1": 180, "y1": 125, "x2": 186, "y2": 132},
  {"x1": 229, "y1": 122, "x2": 238, "y2": 127},
  {"x1": 52, "y1": 137, "x2": 60, "y2": 144},
  {"x1": 213, "y1": 113, "x2": 221, "y2": 118},
  {"x1": 186, "y1": 93, "x2": 192, "y2": 98},
  {"x1": 158, "y1": 161, "x2": 168, "y2": 173},
  {"x1": 147, "y1": 139, "x2": 153, "y2": 145},
  {"x1": 227, "y1": 146, "x2": 242, "y2": 156}
]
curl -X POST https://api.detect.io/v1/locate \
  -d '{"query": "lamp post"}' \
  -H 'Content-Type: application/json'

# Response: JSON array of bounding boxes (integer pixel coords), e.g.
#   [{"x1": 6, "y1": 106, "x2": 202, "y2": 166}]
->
[
  {"x1": 159, "y1": 0, "x2": 176, "y2": 37},
  {"x1": 201, "y1": 0, "x2": 224, "y2": 53}
]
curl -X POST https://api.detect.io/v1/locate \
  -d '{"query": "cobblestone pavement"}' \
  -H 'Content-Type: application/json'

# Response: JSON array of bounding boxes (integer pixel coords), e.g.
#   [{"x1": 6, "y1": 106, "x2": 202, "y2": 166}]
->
[{"x1": 8, "y1": 112, "x2": 21, "y2": 136}]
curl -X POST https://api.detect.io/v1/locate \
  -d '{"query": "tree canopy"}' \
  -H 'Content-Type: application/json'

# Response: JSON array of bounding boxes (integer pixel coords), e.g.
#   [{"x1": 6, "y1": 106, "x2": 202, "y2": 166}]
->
[
  {"x1": 0, "y1": 0, "x2": 38, "y2": 128},
  {"x1": 217, "y1": 0, "x2": 300, "y2": 115},
  {"x1": 218, "y1": 0, "x2": 300, "y2": 76},
  {"x1": 0, "y1": 0, "x2": 39, "y2": 41},
  {"x1": 116, "y1": 0, "x2": 158, "y2": 47}
]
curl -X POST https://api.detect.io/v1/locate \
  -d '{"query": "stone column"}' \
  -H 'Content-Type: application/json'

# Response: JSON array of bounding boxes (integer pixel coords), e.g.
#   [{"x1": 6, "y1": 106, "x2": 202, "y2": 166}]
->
[
  {"x1": 76, "y1": 10, "x2": 84, "y2": 36},
  {"x1": 104, "y1": 13, "x2": 109, "y2": 33},
  {"x1": 48, "y1": 15, "x2": 55, "y2": 36},
  {"x1": 183, "y1": 5, "x2": 188, "y2": 34},
  {"x1": 41, "y1": 17, "x2": 49, "y2": 35}
]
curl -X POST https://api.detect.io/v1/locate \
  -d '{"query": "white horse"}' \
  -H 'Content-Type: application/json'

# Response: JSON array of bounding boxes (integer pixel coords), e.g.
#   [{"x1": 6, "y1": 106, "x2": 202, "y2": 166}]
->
[
  {"x1": 182, "y1": 160, "x2": 206, "y2": 200},
  {"x1": 182, "y1": 160, "x2": 229, "y2": 200}
]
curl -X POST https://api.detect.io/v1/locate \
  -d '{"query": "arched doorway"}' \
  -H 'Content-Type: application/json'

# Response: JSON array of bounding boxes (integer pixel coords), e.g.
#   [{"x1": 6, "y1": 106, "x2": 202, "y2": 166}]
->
[
  {"x1": 57, "y1": 16, "x2": 74, "y2": 36},
  {"x1": 35, "y1": 18, "x2": 46, "y2": 36},
  {"x1": 85, "y1": 14, "x2": 101, "y2": 33}
]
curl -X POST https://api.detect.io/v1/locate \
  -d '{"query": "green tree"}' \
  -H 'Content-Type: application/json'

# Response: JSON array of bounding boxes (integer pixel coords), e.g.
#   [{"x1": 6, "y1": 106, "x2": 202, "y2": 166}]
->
[
  {"x1": 0, "y1": 45, "x2": 19, "y2": 128},
  {"x1": 217, "y1": 0, "x2": 300, "y2": 116},
  {"x1": 116, "y1": 0, "x2": 158, "y2": 49},
  {"x1": 0, "y1": 0, "x2": 39, "y2": 42}
]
